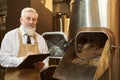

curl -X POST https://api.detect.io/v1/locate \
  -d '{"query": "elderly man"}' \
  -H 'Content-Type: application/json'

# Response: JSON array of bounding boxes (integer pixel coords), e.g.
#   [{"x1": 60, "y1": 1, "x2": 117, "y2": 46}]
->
[{"x1": 0, "y1": 7, "x2": 49, "y2": 80}]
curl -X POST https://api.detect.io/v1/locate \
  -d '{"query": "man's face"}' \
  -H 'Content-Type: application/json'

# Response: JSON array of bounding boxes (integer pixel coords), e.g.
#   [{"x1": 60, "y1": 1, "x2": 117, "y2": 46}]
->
[
  {"x1": 20, "y1": 12, "x2": 38, "y2": 29},
  {"x1": 20, "y1": 12, "x2": 38, "y2": 36}
]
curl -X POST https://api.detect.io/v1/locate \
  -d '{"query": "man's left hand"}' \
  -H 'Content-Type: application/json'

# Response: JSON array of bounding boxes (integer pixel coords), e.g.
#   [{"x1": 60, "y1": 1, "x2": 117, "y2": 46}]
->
[{"x1": 33, "y1": 62, "x2": 45, "y2": 70}]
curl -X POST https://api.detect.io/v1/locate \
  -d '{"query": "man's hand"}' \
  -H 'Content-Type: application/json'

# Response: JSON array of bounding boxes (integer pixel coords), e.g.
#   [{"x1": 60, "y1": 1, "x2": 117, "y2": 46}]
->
[
  {"x1": 24, "y1": 52, "x2": 45, "y2": 70},
  {"x1": 33, "y1": 62, "x2": 45, "y2": 70}
]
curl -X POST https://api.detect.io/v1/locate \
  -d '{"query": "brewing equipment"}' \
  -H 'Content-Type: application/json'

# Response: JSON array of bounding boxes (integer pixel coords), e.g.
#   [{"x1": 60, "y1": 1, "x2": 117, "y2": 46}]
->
[
  {"x1": 41, "y1": 32, "x2": 68, "y2": 80},
  {"x1": 42, "y1": 32, "x2": 68, "y2": 57},
  {"x1": 53, "y1": 27, "x2": 115, "y2": 80},
  {"x1": 53, "y1": 0, "x2": 120, "y2": 80}
]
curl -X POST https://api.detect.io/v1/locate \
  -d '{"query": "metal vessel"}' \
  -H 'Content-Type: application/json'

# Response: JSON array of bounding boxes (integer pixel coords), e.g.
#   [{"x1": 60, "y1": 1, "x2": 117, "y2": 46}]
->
[{"x1": 53, "y1": 0, "x2": 120, "y2": 80}]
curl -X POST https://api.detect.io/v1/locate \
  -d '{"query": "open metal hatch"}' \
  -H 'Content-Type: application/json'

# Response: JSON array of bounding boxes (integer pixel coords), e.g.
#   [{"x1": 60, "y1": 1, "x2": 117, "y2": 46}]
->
[
  {"x1": 53, "y1": 27, "x2": 115, "y2": 80},
  {"x1": 42, "y1": 32, "x2": 68, "y2": 57}
]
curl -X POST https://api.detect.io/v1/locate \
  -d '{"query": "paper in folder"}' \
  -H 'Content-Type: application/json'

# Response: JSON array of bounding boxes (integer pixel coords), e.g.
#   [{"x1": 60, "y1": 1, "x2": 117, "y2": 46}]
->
[{"x1": 17, "y1": 53, "x2": 50, "y2": 69}]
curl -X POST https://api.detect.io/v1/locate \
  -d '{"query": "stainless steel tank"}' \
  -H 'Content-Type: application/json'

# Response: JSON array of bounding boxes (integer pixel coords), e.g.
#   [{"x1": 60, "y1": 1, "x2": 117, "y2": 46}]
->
[{"x1": 68, "y1": 0, "x2": 101, "y2": 40}]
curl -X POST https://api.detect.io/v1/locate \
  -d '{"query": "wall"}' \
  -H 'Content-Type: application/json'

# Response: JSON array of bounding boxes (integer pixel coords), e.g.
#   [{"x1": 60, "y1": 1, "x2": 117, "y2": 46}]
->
[
  {"x1": 31, "y1": 0, "x2": 53, "y2": 34},
  {"x1": 7, "y1": 0, "x2": 30, "y2": 32},
  {"x1": 7, "y1": 0, "x2": 53, "y2": 34}
]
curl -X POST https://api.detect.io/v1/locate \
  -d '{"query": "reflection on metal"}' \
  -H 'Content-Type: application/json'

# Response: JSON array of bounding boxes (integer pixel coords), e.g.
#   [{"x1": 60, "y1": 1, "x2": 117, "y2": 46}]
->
[
  {"x1": 68, "y1": 0, "x2": 108, "y2": 40},
  {"x1": 70, "y1": 0, "x2": 100, "y2": 28},
  {"x1": 53, "y1": 12, "x2": 70, "y2": 38},
  {"x1": 111, "y1": 46, "x2": 120, "y2": 49},
  {"x1": 53, "y1": 27, "x2": 115, "y2": 80},
  {"x1": 107, "y1": 0, "x2": 120, "y2": 80},
  {"x1": 42, "y1": 32, "x2": 68, "y2": 57},
  {"x1": 98, "y1": 0, "x2": 108, "y2": 27}
]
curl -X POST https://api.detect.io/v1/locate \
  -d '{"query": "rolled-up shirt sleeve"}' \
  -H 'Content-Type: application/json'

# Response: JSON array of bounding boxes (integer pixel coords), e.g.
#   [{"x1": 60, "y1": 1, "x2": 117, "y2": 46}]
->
[{"x1": 0, "y1": 29, "x2": 23, "y2": 67}]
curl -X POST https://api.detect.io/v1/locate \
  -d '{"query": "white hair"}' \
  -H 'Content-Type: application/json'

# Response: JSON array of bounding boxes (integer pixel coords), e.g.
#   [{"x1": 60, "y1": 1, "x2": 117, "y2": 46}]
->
[{"x1": 21, "y1": 7, "x2": 38, "y2": 18}]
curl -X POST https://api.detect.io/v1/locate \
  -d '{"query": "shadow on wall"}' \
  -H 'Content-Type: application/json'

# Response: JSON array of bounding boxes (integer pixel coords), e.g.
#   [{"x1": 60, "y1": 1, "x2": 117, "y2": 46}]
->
[{"x1": 31, "y1": 0, "x2": 53, "y2": 34}]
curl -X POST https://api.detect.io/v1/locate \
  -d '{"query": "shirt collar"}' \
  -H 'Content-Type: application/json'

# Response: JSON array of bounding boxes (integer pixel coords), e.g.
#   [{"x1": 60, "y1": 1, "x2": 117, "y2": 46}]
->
[{"x1": 19, "y1": 25, "x2": 26, "y2": 37}]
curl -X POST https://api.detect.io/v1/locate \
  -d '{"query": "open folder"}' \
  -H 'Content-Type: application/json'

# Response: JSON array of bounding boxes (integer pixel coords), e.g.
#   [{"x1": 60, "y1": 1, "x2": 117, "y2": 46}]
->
[{"x1": 17, "y1": 53, "x2": 50, "y2": 69}]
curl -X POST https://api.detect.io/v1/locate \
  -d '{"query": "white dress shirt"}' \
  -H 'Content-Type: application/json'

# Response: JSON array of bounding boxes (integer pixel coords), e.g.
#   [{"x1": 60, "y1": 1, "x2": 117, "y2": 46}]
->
[{"x1": 0, "y1": 25, "x2": 49, "y2": 71}]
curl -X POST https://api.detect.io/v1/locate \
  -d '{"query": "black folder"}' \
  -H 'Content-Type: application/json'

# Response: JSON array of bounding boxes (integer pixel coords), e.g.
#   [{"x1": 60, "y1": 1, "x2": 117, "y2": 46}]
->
[{"x1": 17, "y1": 53, "x2": 50, "y2": 69}]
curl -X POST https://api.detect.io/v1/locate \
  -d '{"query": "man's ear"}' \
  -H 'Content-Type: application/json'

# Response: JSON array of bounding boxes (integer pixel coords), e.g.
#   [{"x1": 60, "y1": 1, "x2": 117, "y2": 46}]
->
[
  {"x1": 20, "y1": 17, "x2": 22, "y2": 22},
  {"x1": 20, "y1": 17, "x2": 23, "y2": 23}
]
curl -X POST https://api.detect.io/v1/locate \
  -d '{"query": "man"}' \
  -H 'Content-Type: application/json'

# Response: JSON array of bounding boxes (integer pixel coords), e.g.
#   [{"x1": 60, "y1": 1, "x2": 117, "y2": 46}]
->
[{"x1": 0, "y1": 7, "x2": 49, "y2": 80}]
